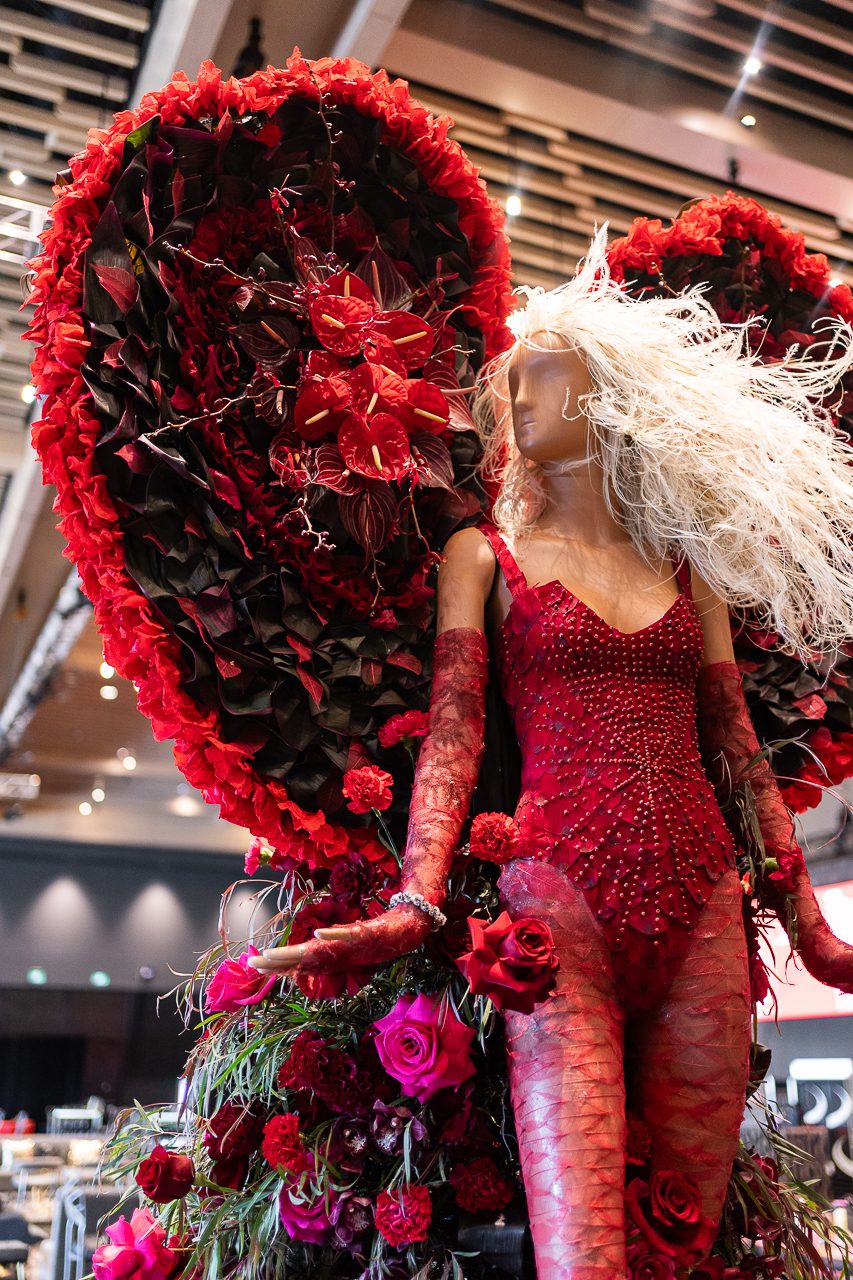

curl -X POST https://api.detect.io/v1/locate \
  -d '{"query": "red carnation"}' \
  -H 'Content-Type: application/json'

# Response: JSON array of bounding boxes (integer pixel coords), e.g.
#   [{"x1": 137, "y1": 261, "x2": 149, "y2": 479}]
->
[
  {"x1": 135, "y1": 1144, "x2": 194, "y2": 1203},
  {"x1": 342, "y1": 765, "x2": 394, "y2": 813},
  {"x1": 626, "y1": 1170, "x2": 717, "y2": 1264},
  {"x1": 374, "y1": 1185, "x2": 432, "y2": 1247},
  {"x1": 450, "y1": 1157, "x2": 514, "y2": 1213},
  {"x1": 261, "y1": 1114, "x2": 307, "y2": 1174},
  {"x1": 456, "y1": 911, "x2": 559, "y2": 1014},
  {"x1": 468, "y1": 812, "x2": 520, "y2": 865},
  {"x1": 202, "y1": 1101, "x2": 265, "y2": 1162},
  {"x1": 378, "y1": 709, "x2": 429, "y2": 748}
]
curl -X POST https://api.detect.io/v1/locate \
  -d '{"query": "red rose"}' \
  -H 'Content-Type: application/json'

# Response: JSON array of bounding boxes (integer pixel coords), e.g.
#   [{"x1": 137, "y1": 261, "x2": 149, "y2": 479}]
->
[
  {"x1": 456, "y1": 911, "x2": 559, "y2": 1014},
  {"x1": 450, "y1": 1156, "x2": 514, "y2": 1213},
  {"x1": 135, "y1": 1144, "x2": 194, "y2": 1203},
  {"x1": 627, "y1": 1243, "x2": 676, "y2": 1279},
  {"x1": 626, "y1": 1170, "x2": 717, "y2": 1263},
  {"x1": 468, "y1": 812, "x2": 520, "y2": 865},
  {"x1": 261, "y1": 1114, "x2": 307, "y2": 1174},
  {"x1": 342, "y1": 765, "x2": 394, "y2": 813},
  {"x1": 374, "y1": 1185, "x2": 432, "y2": 1247}
]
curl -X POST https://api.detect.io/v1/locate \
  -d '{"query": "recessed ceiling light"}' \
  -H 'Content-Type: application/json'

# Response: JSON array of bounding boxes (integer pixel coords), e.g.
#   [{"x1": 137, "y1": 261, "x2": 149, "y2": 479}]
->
[
  {"x1": 169, "y1": 793, "x2": 203, "y2": 818},
  {"x1": 78, "y1": 801, "x2": 93, "y2": 816},
  {"x1": 89, "y1": 970, "x2": 111, "y2": 988},
  {"x1": 740, "y1": 114, "x2": 757, "y2": 128},
  {"x1": 99, "y1": 661, "x2": 115, "y2": 679},
  {"x1": 26, "y1": 967, "x2": 47, "y2": 985},
  {"x1": 505, "y1": 192, "x2": 522, "y2": 217},
  {"x1": 743, "y1": 56, "x2": 762, "y2": 76},
  {"x1": 20, "y1": 384, "x2": 36, "y2": 404},
  {"x1": 8, "y1": 169, "x2": 26, "y2": 186},
  {"x1": 121, "y1": 754, "x2": 137, "y2": 772},
  {"x1": 99, "y1": 684, "x2": 119, "y2": 701},
  {"x1": 91, "y1": 786, "x2": 105, "y2": 803},
  {"x1": 830, "y1": 275, "x2": 843, "y2": 287}
]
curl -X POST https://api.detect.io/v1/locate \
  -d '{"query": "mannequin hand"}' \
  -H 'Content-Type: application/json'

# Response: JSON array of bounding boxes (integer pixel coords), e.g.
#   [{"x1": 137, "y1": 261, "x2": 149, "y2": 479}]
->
[{"x1": 246, "y1": 903, "x2": 432, "y2": 976}]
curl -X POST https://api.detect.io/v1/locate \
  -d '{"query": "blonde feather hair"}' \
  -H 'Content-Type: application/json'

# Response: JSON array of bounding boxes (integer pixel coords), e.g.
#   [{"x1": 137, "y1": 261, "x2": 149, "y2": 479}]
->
[{"x1": 472, "y1": 224, "x2": 853, "y2": 661}]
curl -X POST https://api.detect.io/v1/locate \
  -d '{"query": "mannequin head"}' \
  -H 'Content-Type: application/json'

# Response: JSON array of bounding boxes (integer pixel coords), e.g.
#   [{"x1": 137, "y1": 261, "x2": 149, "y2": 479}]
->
[
  {"x1": 472, "y1": 223, "x2": 853, "y2": 658},
  {"x1": 507, "y1": 332, "x2": 595, "y2": 468}
]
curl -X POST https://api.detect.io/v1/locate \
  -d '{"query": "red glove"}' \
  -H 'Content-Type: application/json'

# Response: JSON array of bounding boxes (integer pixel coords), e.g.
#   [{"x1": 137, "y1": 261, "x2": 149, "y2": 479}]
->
[
  {"x1": 697, "y1": 659, "x2": 853, "y2": 992},
  {"x1": 250, "y1": 626, "x2": 489, "y2": 977}
]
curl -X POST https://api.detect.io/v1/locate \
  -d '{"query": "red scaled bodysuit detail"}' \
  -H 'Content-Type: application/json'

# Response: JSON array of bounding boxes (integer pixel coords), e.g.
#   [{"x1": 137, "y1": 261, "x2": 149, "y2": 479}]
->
[{"x1": 478, "y1": 519, "x2": 738, "y2": 1015}]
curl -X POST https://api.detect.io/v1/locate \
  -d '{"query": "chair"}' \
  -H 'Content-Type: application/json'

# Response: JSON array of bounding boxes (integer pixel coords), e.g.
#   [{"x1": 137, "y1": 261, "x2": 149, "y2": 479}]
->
[{"x1": 61, "y1": 1186, "x2": 124, "y2": 1280}]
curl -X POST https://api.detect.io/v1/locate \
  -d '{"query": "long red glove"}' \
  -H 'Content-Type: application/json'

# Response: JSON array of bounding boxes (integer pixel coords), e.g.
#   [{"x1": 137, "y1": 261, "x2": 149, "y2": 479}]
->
[
  {"x1": 697, "y1": 659, "x2": 853, "y2": 992},
  {"x1": 284, "y1": 626, "x2": 489, "y2": 974}
]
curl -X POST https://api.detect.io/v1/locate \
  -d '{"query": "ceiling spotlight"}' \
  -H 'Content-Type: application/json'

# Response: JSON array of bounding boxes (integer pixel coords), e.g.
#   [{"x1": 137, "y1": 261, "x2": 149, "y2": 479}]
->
[
  {"x1": 121, "y1": 754, "x2": 137, "y2": 772},
  {"x1": 830, "y1": 275, "x2": 843, "y2": 287},
  {"x1": 743, "y1": 55, "x2": 762, "y2": 76},
  {"x1": 99, "y1": 684, "x2": 119, "y2": 701},
  {"x1": 505, "y1": 192, "x2": 522, "y2": 218},
  {"x1": 78, "y1": 801, "x2": 93, "y2": 816},
  {"x1": 740, "y1": 114, "x2": 757, "y2": 128},
  {"x1": 91, "y1": 786, "x2": 105, "y2": 803},
  {"x1": 8, "y1": 169, "x2": 26, "y2": 186},
  {"x1": 26, "y1": 967, "x2": 47, "y2": 985},
  {"x1": 99, "y1": 661, "x2": 115, "y2": 679},
  {"x1": 21, "y1": 384, "x2": 36, "y2": 405},
  {"x1": 89, "y1": 970, "x2": 111, "y2": 988}
]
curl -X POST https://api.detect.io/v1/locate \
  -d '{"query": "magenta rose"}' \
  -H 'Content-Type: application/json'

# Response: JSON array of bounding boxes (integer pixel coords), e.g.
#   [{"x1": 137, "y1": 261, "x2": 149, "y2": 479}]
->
[
  {"x1": 204, "y1": 946, "x2": 277, "y2": 1013},
  {"x1": 277, "y1": 1160, "x2": 338, "y2": 1246},
  {"x1": 92, "y1": 1208, "x2": 176, "y2": 1280},
  {"x1": 455, "y1": 911, "x2": 559, "y2": 1014},
  {"x1": 373, "y1": 992, "x2": 475, "y2": 1102},
  {"x1": 626, "y1": 1170, "x2": 717, "y2": 1263},
  {"x1": 135, "y1": 1144, "x2": 194, "y2": 1203}
]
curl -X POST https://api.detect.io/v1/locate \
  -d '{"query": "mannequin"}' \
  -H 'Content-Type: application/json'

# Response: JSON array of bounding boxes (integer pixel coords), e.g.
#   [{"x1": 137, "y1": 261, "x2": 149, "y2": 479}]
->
[
  {"x1": 251, "y1": 234, "x2": 853, "y2": 1277},
  {"x1": 252, "y1": 336, "x2": 752, "y2": 1277}
]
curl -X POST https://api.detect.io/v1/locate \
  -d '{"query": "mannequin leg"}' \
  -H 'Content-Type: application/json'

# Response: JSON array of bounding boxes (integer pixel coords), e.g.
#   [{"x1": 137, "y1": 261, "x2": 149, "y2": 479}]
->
[
  {"x1": 500, "y1": 859, "x2": 628, "y2": 1280},
  {"x1": 630, "y1": 869, "x2": 751, "y2": 1225}
]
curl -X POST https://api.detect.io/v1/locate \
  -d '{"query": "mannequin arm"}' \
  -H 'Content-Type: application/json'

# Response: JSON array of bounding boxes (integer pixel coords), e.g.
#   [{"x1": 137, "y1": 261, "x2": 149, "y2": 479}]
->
[
  {"x1": 697, "y1": 660, "x2": 853, "y2": 993},
  {"x1": 249, "y1": 529, "x2": 492, "y2": 977}
]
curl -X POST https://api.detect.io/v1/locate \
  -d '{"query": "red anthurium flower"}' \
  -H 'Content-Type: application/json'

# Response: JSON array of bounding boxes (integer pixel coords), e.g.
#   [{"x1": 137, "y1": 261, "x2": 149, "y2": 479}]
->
[
  {"x1": 320, "y1": 269, "x2": 377, "y2": 306},
  {"x1": 308, "y1": 293, "x2": 375, "y2": 355},
  {"x1": 362, "y1": 332, "x2": 408, "y2": 377},
  {"x1": 400, "y1": 379, "x2": 450, "y2": 435},
  {"x1": 346, "y1": 361, "x2": 408, "y2": 419},
  {"x1": 293, "y1": 377, "x2": 352, "y2": 441},
  {"x1": 307, "y1": 271, "x2": 378, "y2": 354},
  {"x1": 338, "y1": 412, "x2": 412, "y2": 481},
  {"x1": 370, "y1": 310, "x2": 434, "y2": 370},
  {"x1": 303, "y1": 348, "x2": 348, "y2": 379}
]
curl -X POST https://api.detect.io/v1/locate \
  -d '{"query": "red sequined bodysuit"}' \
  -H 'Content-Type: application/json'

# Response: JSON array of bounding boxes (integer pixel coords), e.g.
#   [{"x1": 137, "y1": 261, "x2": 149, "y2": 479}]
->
[{"x1": 478, "y1": 519, "x2": 738, "y2": 1014}]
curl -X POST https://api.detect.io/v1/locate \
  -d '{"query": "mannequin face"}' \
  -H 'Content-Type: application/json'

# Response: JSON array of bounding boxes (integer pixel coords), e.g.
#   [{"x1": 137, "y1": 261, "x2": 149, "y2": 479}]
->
[{"x1": 506, "y1": 333, "x2": 594, "y2": 466}]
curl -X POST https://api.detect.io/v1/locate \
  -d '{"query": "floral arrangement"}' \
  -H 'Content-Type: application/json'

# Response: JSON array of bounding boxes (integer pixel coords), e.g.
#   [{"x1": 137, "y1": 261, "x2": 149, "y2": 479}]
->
[
  {"x1": 607, "y1": 193, "x2": 853, "y2": 814},
  {"x1": 25, "y1": 53, "x2": 513, "y2": 857},
  {"x1": 101, "y1": 769, "x2": 852, "y2": 1280}
]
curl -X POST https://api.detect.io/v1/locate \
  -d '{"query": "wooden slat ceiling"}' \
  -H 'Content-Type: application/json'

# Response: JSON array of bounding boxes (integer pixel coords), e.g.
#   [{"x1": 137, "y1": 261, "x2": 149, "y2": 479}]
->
[{"x1": 0, "y1": 0, "x2": 153, "y2": 475}]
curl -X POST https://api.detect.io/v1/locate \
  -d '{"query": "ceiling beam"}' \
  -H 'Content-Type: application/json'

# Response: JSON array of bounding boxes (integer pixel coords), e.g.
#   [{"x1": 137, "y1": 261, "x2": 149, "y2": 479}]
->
[
  {"x1": 331, "y1": 0, "x2": 414, "y2": 63},
  {"x1": 130, "y1": 0, "x2": 236, "y2": 102}
]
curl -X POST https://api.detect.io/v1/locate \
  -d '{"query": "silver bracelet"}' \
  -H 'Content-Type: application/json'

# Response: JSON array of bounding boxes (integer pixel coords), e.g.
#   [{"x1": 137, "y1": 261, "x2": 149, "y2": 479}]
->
[{"x1": 388, "y1": 891, "x2": 447, "y2": 930}]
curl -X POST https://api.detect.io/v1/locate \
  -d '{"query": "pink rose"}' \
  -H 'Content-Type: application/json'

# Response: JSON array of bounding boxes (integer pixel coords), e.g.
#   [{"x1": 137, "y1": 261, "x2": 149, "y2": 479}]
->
[
  {"x1": 92, "y1": 1209, "x2": 176, "y2": 1280},
  {"x1": 277, "y1": 1159, "x2": 337, "y2": 1246},
  {"x1": 204, "y1": 946, "x2": 277, "y2": 1013},
  {"x1": 373, "y1": 992, "x2": 475, "y2": 1102}
]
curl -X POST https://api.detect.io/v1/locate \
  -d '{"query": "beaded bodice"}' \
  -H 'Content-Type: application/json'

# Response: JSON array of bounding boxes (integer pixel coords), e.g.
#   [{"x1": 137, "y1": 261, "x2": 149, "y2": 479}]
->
[{"x1": 478, "y1": 519, "x2": 737, "y2": 1011}]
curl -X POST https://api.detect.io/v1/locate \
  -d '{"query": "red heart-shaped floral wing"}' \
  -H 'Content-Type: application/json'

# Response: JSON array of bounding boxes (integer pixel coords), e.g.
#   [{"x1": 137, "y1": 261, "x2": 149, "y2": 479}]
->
[
  {"x1": 608, "y1": 192, "x2": 853, "y2": 812},
  {"x1": 26, "y1": 53, "x2": 514, "y2": 867}
]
